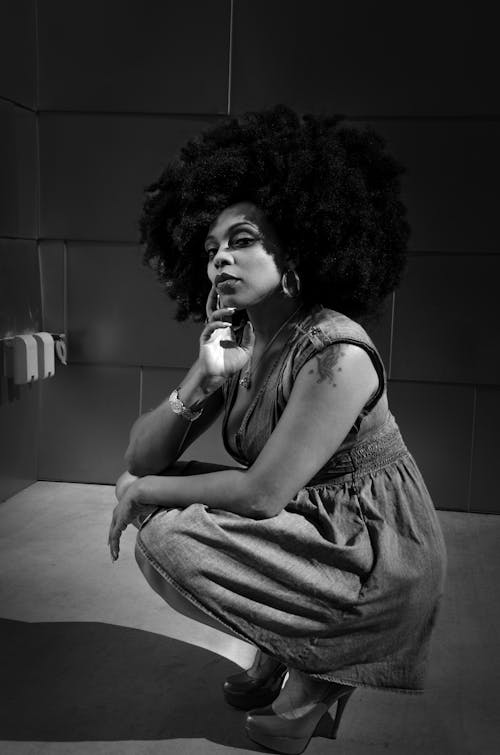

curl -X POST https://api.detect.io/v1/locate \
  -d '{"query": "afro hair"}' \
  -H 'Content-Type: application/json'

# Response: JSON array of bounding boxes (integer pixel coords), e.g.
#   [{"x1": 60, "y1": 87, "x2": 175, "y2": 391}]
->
[{"x1": 139, "y1": 104, "x2": 410, "y2": 325}]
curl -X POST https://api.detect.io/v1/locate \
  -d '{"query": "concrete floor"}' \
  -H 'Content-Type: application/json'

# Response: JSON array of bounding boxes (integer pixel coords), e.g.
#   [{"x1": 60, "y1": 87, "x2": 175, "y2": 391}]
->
[{"x1": 0, "y1": 482, "x2": 499, "y2": 755}]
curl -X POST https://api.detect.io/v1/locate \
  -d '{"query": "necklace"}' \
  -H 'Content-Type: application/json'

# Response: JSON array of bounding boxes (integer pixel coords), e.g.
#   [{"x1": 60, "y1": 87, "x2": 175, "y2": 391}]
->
[{"x1": 239, "y1": 303, "x2": 304, "y2": 389}]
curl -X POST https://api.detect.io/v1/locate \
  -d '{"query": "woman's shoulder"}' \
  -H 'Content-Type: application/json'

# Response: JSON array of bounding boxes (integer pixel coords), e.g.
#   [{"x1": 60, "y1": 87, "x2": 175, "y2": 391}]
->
[
  {"x1": 287, "y1": 304, "x2": 383, "y2": 384},
  {"x1": 292, "y1": 304, "x2": 373, "y2": 348}
]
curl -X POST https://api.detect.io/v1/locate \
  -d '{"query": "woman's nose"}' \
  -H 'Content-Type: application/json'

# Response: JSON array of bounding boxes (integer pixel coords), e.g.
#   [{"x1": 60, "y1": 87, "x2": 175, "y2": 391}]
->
[{"x1": 213, "y1": 245, "x2": 233, "y2": 267}]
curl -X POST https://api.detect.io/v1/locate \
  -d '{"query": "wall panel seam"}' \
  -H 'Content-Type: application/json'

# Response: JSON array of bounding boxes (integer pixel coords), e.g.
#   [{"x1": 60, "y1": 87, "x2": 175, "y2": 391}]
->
[
  {"x1": 0, "y1": 96, "x2": 36, "y2": 112},
  {"x1": 34, "y1": 0, "x2": 40, "y2": 111},
  {"x1": 37, "y1": 241, "x2": 44, "y2": 328},
  {"x1": 407, "y1": 251, "x2": 500, "y2": 257},
  {"x1": 0, "y1": 236, "x2": 38, "y2": 242},
  {"x1": 227, "y1": 0, "x2": 234, "y2": 114},
  {"x1": 388, "y1": 378, "x2": 500, "y2": 389},
  {"x1": 37, "y1": 109, "x2": 229, "y2": 119},
  {"x1": 348, "y1": 115, "x2": 500, "y2": 122},
  {"x1": 467, "y1": 386, "x2": 477, "y2": 514},
  {"x1": 139, "y1": 366, "x2": 144, "y2": 416},
  {"x1": 35, "y1": 115, "x2": 41, "y2": 238},
  {"x1": 63, "y1": 240, "x2": 67, "y2": 334}
]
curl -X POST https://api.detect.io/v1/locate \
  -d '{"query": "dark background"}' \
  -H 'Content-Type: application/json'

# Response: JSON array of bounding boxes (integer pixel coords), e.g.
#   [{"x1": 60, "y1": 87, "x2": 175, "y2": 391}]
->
[{"x1": 1, "y1": 0, "x2": 499, "y2": 513}]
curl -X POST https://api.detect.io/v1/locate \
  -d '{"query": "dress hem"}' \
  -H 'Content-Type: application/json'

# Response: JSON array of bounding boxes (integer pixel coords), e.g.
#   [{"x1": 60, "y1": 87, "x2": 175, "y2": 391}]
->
[{"x1": 136, "y1": 532, "x2": 426, "y2": 696}]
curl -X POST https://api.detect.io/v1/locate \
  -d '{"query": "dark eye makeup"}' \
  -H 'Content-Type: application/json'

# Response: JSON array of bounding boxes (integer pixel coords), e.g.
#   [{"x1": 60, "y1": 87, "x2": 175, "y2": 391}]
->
[{"x1": 205, "y1": 232, "x2": 262, "y2": 258}]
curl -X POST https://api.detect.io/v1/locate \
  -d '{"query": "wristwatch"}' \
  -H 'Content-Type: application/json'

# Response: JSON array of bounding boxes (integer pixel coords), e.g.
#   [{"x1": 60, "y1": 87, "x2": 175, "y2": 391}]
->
[{"x1": 168, "y1": 387, "x2": 204, "y2": 421}]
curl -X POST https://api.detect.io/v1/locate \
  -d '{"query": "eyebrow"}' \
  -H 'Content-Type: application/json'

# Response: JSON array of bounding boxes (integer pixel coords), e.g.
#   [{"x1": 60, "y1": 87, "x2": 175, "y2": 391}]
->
[{"x1": 205, "y1": 221, "x2": 259, "y2": 243}]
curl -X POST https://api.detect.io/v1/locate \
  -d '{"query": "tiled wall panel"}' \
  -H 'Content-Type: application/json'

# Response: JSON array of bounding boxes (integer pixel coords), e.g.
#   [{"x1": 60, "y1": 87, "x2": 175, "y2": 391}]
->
[
  {"x1": 21, "y1": 1, "x2": 498, "y2": 516},
  {"x1": 389, "y1": 381, "x2": 475, "y2": 511},
  {"x1": 39, "y1": 241, "x2": 65, "y2": 334},
  {"x1": 391, "y1": 255, "x2": 500, "y2": 385},
  {"x1": 470, "y1": 388, "x2": 500, "y2": 514},
  {"x1": 142, "y1": 368, "x2": 238, "y2": 467},
  {"x1": 0, "y1": 239, "x2": 41, "y2": 338},
  {"x1": 0, "y1": 0, "x2": 36, "y2": 108},
  {"x1": 0, "y1": 2, "x2": 39, "y2": 503},
  {"x1": 232, "y1": 0, "x2": 499, "y2": 117},
  {"x1": 38, "y1": 365, "x2": 140, "y2": 484},
  {"x1": 369, "y1": 121, "x2": 500, "y2": 253},
  {"x1": 38, "y1": 0, "x2": 230, "y2": 113},
  {"x1": 39, "y1": 114, "x2": 214, "y2": 241},
  {"x1": 0, "y1": 378, "x2": 39, "y2": 502},
  {"x1": 363, "y1": 293, "x2": 393, "y2": 373},
  {"x1": 67, "y1": 243, "x2": 201, "y2": 367},
  {"x1": 0, "y1": 101, "x2": 38, "y2": 238}
]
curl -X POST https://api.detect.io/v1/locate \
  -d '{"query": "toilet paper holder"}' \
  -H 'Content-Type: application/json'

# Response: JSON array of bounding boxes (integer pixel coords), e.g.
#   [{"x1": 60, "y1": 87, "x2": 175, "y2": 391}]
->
[
  {"x1": 51, "y1": 333, "x2": 67, "y2": 366},
  {"x1": 1, "y1": 332, "x2": 67, "y2": 383}
]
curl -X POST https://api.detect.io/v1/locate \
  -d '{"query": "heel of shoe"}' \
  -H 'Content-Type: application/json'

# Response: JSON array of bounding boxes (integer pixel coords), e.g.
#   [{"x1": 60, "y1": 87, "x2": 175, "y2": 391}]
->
[{"x1": 322, "y1": 687, "x2": 356, "y2": 739}]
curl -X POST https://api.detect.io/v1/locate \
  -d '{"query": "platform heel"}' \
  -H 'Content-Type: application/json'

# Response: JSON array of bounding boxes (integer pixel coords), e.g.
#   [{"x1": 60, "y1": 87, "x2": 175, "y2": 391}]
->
[{"x1": 245, "y1": 684, "x2": 356, "y2": 754}]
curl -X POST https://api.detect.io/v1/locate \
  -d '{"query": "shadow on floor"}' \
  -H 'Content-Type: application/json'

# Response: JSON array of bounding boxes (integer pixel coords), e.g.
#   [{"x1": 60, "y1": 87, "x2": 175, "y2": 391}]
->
[{"x1": 0, "y1": 618, "x2": 268, "y2": 748}]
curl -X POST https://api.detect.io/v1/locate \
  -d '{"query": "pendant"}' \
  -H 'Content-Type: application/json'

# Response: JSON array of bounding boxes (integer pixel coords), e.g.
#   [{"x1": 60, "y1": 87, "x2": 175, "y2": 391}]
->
[{"x1": 239, "y1": 372, "x2": 251, "y2": 388}]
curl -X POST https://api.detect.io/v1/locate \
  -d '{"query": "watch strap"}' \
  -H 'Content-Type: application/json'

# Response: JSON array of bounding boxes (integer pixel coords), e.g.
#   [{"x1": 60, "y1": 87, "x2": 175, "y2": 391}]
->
[{"x1": 168, "y1": 387, "x2": 204, "y2": 421}]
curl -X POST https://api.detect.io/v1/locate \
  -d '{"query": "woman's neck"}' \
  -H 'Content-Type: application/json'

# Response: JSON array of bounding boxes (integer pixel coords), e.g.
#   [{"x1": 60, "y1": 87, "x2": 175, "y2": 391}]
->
[{"x1": 245, "y1": 294, "x2": 306, "y2": 344}]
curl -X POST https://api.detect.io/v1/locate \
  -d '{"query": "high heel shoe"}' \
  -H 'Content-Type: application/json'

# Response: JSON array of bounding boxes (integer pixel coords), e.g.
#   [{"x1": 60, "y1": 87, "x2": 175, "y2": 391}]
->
[
  {"x1": 223, "y1": 661, "x2": 288, "y2": 710},
  {"x1": 245, "y1": 684, "x2": 355, "y2": 754}
]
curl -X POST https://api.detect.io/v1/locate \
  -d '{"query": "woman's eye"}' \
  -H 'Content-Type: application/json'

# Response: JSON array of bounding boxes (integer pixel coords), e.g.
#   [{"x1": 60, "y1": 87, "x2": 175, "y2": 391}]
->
[
  {"x1": 205, "y1": 236, "x2": 255, "y2": 259},
  {"x1": 231, "y1": 236, "x2": 254, "y2": 247}
]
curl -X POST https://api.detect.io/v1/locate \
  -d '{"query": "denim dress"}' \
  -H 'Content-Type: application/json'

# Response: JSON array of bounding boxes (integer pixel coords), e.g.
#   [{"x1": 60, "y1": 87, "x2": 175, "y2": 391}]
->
[{"x1": 136, "y1": 304, "x2": 447, "y2": 693}]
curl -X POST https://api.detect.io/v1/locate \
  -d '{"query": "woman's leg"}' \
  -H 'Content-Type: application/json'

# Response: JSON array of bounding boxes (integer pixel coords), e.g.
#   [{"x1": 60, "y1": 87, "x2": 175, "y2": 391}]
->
[
  {"x1": 135, "y1": 541, "x2": 243, "y2": 640},
  {"x1": 135, "y1": 542, "x2": 281, "y2": 676},
  {"x1": 131, "y1": 459, "x2": 277, "y2": 670}
]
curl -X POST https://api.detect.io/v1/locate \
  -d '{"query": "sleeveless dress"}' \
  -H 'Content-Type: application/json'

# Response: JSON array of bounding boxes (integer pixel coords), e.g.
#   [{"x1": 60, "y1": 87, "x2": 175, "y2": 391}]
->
[{"x1": 136, "y1": 304, "x2": 447, "y2": 693}]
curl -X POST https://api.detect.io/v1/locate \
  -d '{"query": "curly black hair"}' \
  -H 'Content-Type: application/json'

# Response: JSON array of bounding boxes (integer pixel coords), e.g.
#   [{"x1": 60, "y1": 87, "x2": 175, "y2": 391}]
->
[{"x1": 139, "y1": 105, "x2": 410, "y2": 325}]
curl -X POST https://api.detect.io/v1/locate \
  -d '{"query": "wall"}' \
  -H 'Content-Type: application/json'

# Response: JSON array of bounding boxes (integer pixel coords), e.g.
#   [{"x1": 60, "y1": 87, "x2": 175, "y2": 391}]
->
[
  {"x1": 6, "y1": 0, "x2": 499, "y2": 513},
  {"x1": 0, "y1": 0, "x2": 40, "y2": 501}
]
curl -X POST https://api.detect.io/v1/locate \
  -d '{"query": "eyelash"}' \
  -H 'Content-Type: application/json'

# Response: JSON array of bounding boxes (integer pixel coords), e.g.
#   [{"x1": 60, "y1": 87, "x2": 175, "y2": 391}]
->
[{"x1": 206, "y1": 236, "x2": 256, "y2": 259}]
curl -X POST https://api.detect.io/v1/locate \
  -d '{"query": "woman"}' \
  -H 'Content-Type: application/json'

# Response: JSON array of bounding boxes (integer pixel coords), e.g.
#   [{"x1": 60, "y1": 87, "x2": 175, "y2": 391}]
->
[{"x1": 108, "y1": 105, "x2": 446, "y2": 754}]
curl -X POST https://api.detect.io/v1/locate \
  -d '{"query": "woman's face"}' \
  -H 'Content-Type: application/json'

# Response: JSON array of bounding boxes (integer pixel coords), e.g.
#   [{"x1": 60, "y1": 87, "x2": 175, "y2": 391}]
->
[{"x1": 205, "y1": 201, "x2": 285, "y2": 309}]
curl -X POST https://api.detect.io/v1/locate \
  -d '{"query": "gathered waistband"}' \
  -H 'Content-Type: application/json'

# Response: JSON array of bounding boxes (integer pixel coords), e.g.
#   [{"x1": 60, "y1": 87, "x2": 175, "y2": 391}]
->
[{"x1": 308, "y1": 416, "x2": 408, "y2": 486}]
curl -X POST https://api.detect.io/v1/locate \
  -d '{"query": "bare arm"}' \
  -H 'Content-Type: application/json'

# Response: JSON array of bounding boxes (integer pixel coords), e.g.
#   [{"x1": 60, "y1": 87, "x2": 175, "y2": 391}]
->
[
  {"x1": 124, "y1": 359, "x2": 225, "y2": 476},
  {"x1": 136, "y1": 467, "x2": 260, "y2": 516}
]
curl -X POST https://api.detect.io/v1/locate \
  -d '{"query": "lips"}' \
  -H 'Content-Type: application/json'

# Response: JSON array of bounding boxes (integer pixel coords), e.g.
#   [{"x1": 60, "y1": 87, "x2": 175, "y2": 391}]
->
[{"x1": 215, "y1": 273, "x2": 240, "y2": 287}]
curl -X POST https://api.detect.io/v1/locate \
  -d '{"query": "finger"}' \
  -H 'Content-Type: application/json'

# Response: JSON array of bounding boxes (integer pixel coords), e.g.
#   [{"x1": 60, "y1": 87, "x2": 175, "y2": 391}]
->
[
  {"x1": 203, "y1": 319, "x2": 234, "y2": 332},
  {"x1": 201, "y1": 320, "x2": 235, "y2": 343},
  {"x1": 109, "y1": 527, "x2": 121, "y2": 561},
  {"x1": 206, "y1": 285, "x2": 218, "y2": 320},
  {"x1": 107, "y1": 513, "x2": 116, "y2": 545},
  {"x1": 208, "y1": 306, "x2": 236, "y2": 324}
]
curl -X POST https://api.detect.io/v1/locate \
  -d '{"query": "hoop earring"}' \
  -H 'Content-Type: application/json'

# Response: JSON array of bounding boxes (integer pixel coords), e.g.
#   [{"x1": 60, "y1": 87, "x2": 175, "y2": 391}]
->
[{"x1": 281, "y1": 269, "x2": 301, "y2": 298}]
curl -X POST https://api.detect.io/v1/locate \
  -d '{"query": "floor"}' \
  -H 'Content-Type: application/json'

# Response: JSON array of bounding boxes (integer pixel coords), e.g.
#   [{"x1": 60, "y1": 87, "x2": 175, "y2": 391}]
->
[{"x1": 0, "y1": 482, "x2": 498, "y2": 755}]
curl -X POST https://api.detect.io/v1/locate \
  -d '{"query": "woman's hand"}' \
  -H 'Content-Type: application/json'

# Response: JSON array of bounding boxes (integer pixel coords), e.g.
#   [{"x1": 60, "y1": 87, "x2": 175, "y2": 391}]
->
[
  {"x1": 199, "y1": 284, "x2": 255, "y2": 380},
  {"x1": 108, "y1": 479, "x2": 153, "y2": 561}
]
